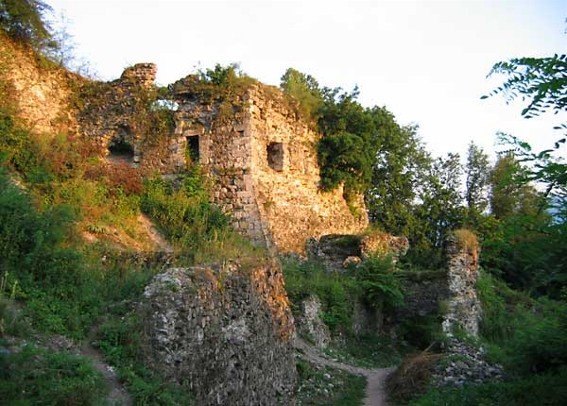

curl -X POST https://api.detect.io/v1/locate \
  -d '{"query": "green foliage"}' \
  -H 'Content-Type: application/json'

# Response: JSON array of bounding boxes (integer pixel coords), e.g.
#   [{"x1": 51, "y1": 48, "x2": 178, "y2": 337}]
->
[
  {"x1": 464, "y1": 142, "x2": 491, "y2": 231},
  {"x1": 282, "y1": 258, "x2": 355, "y2": 333},
  {"x1": 170, "y1": 63, "x2": 256, "y2": 122},
  {"x1": 317, "y1": 131, "x2": 370, "y2": 194},
  {"x1": 476, "y1": 271, "x2": 529, "y2": 344},
  {"x1": 0, "y1": 344, "x2": 107, "y2": 405},
  {"x1": 410, "y1": 368, "x2": 567, "y2": 406},
  {"x1": 317, "y1": 87, "x2": 381, "y2": 200},
  {"x1": 279, "y1": 68, "x2": 383, "y2": 201},
  {"x1": 324, "y1": 334, "x2": 407, "y2": 369},
  {"x1": 141, "y1": 168, "x2": 233, "y2": 259},
  {"x1": 482, "y1": 152, "x2": 564, "y2": 295},
  {"x1": 283, "y1": 255, "x2": 405, "y2": 335},
  {"x1": 0, "y1": 168, "x2": 80, "y2": 287},
  {"x1": 354, "y1": 255, "x2": 404, "y2": 310},
  {"x1": 367, "y1": 122, "x2": 428, "y2": 234},
  {"x1": 483, "y1": 54, "x2": 567, "y2": 120},
  {"x1": 98, "y1": 314, "x2": 194, "y2": 405},
  {"x1": 280, "y1": 67, "x2": 323, "y2": 121},
  {"x1": 508, "y1": 298, "x2": 567, "y2": 374},
  {"x1": 0, "y1": 0, "x2": 55, "y2": 49},
  {"x1": 295, "y1": 361, "x2": 366, "y2": 406},
  {"x1": 476, "y1": 270, "x2": 567, "y2": 380},
  {"x1": 481, "y1": 51, "x2": 567, "y2": 298}
]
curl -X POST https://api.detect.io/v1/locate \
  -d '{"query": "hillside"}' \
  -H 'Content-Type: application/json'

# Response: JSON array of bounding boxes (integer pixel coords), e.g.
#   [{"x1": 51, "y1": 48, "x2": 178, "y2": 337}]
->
[{"x1": 1, "y1": 7, "x2": 567, "y2": 406}]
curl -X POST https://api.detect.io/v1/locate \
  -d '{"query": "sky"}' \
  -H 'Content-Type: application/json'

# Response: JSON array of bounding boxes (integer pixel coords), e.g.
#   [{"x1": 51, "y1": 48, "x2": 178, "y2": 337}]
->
[{"x1": 46, "y1": 0, "x2": 567, "y2": 161}]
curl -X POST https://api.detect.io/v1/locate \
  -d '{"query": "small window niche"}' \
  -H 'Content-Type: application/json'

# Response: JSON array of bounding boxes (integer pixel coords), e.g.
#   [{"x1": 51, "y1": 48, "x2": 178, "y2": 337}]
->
[
  {"x1": 108, "y1": 138, "x2": 135, "y2": 164},
  {"x1": 267, "y1": 142, "x2": 284, "y2": 171},
  {"x1": 186, "y1": 135, "x2": 200, "y2": 163}
]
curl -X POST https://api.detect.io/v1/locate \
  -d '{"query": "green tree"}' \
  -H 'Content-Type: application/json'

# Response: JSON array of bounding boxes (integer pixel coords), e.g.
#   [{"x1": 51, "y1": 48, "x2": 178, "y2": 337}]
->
[
  {"x1": 316, "y1": 86, "x2": 382, "y2": 200},
  {"x1": 464, "y1": 141, "x2": 491, "y2": 231},
  {"x1": 280, "y1": 68, "x2": 323, "y2": 120},
  {"x1": 0, "y1": 0, "x2": 54, "y2": 49},
  {"x1": 482, "y1": 53, "x2": 567, "y2": 296},
  {"x1": 489, "y1": 153, "x2": 539, "y2": 220},
  {"x1": 465, "y1": 142, "x2": 490, "y2": 213},
  {"x1": 410, "y1": 153, "x2": 465, "y2": 265},
  {"x1": 367, "y1": 119, "x2": 430, "y2": 238}
]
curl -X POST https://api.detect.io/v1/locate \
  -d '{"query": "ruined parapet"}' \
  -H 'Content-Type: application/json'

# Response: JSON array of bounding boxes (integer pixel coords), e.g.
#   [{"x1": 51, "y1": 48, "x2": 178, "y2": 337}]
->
[
  {"x1": 78, "y1": 63, "x2": 183, "y2": 172},
  {"x1": 441, "y1": 230, "x2": 482, "y2": 337},
  {"x1": 171, "y1": 80, "x2": 367, "y2": 252},
  {"x1": 120, "y1": 63, "x2": 157, "y2": 87},
  {"x1": 140, "y1": 261, "x2": 297, "y2": 405}
]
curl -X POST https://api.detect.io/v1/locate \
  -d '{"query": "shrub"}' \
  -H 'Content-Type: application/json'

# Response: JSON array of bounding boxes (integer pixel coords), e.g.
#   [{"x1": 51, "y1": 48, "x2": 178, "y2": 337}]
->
[
  {"x1": 0, "y1": 344, "x2": 107, "y2": 405},
  {"x1": 282, "y1": 258, "x2": 355, "y2": 333},
  {"x1": 354, "y1": 255, "x2": 404, "y2": 310},
  {"x1": 410, "y1": 367, "x2": 567, "y2": 406},
  {"x1": 452, "y1": 228, "x2": 479, "y2": 254}
]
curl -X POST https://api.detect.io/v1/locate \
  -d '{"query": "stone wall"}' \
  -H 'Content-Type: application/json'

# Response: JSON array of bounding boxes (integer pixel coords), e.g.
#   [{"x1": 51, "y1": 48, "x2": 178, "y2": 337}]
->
[
  {"x1": 441, "y1": 234, "x2": 482, "y2": 337},
  {"x1": 140, "y1": 261, "x2": 297, "y2": 405},
  {"x1": 172, "y1": 81, "x2": 368, "y2": 252},
  {"x1": 78, "y1": 63, "x2": 185, "y2": 174},
  {"x1": 302, "y1": 233, "x2": 481, "y2": 339},
  {"x1": 392, "y1": 234, "x2": 482, "y2": 338},
  {"x1": 0, "y1": 32, "x2": 78, "y2": 135},
  {"x1": 307, "y1": 232, "x2": 409, "y2": 271}
]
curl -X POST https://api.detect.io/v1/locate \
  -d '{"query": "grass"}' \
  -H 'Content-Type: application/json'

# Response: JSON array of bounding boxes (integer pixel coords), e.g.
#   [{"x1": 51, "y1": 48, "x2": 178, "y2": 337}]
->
[
  {"x1": 386, "y1": 350, "x2": 443, "y2": 404},
  {"x1": 0, "y1": 343, "x2": 108, "y2": 405},
  {"x1": 408, "y1": 368, "x2": 567, "y2": 406},
  {"x1": 296, "y1": 360, "x2": 366, "y2": 406},
  {"x1": 323, "y1": 335, "x2": 408, "y2": 369}
]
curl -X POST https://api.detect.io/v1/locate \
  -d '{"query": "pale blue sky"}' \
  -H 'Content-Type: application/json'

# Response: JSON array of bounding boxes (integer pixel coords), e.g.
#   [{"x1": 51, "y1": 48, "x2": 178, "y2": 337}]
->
[{"x1": 46, "y1": 0, "x2": 567, "y2": 160}]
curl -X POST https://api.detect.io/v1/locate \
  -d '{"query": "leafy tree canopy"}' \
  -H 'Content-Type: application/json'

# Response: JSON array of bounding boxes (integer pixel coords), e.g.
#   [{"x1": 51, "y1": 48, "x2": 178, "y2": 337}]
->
[
  {"x1": 0, "y1": 0, "x2": 54, "y2": 49},
  {"x1": 483, "y1": 55, "x2": 567, "y2": 119}
]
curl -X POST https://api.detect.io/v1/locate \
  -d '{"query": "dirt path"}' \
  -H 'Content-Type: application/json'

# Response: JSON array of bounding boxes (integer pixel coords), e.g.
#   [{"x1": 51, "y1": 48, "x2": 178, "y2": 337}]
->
[
  {"x1": 138, "y1": 213, "x2": 174, "y2": 253},
  {"x1": 295, "y1": 338, "x2": 395, "y2": 406},
  {"x1": 79, "y1": 330, "x2": 132, "y2": 406}
]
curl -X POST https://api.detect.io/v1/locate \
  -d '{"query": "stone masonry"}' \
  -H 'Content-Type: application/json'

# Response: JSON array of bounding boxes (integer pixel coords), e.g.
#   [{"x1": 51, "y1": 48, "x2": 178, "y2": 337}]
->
[
  {"x1": 172, "y1": 81, "x2": 368, "y2": 252},
  {"x1": 140, "y1": 261, "x2": 297, "y2": 405},
  {"x1": 78, "y1": 63, "x2": 187, "y2": 173}
]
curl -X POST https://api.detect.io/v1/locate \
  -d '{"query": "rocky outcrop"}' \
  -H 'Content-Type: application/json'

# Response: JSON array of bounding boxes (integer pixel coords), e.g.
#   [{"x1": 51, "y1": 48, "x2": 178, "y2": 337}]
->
[
  {"x1": 139, "y1": 261, "x2": 297, "y2": 405},
  {"x1": 296, "y1": 295, "x2": 331, "y2": 349},
  {"x1": 433, "y1": 339, "x2": 504, "y2": 388}
]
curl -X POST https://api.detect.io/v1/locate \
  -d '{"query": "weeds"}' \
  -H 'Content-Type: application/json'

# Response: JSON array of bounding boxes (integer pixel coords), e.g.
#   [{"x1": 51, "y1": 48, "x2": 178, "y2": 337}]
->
[
  {"x1": 0, "y1": 344, "x2": 107, "y2": 405},
  {"x1": 295, "y1": 361, "x2": 366, "y2": 406}
]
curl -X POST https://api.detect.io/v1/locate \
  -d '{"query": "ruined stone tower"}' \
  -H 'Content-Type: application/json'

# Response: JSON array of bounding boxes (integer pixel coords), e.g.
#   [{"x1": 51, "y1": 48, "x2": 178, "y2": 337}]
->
[{"x1": 172, "y1": 79, "x2": 368, "y2": 253}]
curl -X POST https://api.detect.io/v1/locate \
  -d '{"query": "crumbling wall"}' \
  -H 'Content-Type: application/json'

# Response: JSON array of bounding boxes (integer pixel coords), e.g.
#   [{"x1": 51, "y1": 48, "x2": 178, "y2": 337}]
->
[
  {"x1": 172, "y1": 81, "x2": 368, "y2": 252},
  {"x1": 0, "y1": 31, "x2": 78, "y2": 135},
  {"x1": 307, "y1": 232, "x2": 409, "y2": 271},
  {"x1": 442, "y1": 234, "x2": 482, "y2": 337},
  {"x1": 393, "y1": 234, "x2": 482, "y2": 338},
  {"x1": 140, "y1": 261, "x2": 297, "y2": 405},
  {"x1": 247, "y1": 85, "x2": 368, "y2": 253},
  {"x1": 78, "y1": 63, "x2": 184, "y2": 173}
]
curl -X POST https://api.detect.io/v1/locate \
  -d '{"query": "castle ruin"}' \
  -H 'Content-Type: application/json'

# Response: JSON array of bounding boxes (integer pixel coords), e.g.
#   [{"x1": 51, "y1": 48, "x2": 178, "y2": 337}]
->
[{"x1": 80, "y1": 63, "x2": 368, "y2": 253}]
